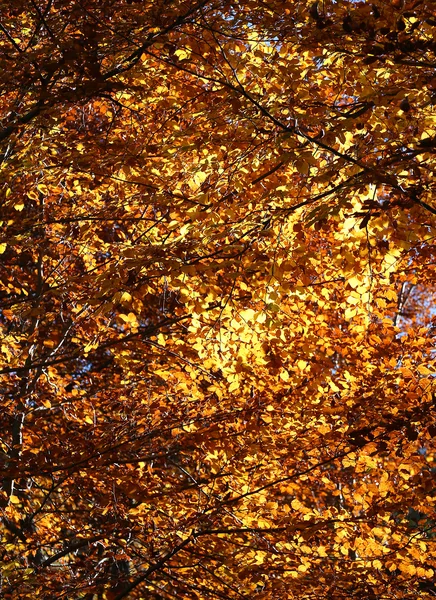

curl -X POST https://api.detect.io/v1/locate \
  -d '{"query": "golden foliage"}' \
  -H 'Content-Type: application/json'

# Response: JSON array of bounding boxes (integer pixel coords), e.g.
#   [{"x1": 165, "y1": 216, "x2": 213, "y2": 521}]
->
[{"x1": 0, "y1": 1, "x2": 435, "y2": 598}]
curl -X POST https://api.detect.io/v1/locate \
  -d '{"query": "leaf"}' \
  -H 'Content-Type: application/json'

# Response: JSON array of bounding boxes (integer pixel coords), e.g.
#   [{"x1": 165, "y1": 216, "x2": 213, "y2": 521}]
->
[
  {"x1": 174, "y1": 48, "x2": 190, "y2": 61},
  {"x1": 359, "y1": 212, "x2": 371, "y2": 229},
  {"x1": 295, "y1": 158, "x2": 309, "y2": 175},
  {"x1": 228, "y1": 380, "x2": 240, "y2": 392},
  {"x1": 193, "y1": 171, "x2": 207, "y2": 186},
  {"x1": 348, "y1": 276, "x2": 361, "y2": 289}
]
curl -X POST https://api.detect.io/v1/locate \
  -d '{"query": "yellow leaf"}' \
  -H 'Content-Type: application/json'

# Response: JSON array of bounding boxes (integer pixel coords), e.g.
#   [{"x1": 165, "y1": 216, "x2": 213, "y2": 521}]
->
[
  {"x1": 318, "y1": 424, "x2": 330, "y2": 434},
  {"x1": 346, "y1": 294, "x2": 359, "y2": 305},
  {"x1": 385, "y1": 289, "x2": 397, "y2": 301},
  {"x1": 174, "y1": 48, "x2": 190, "y2": 61},
  {"x1": 228, "y1": 380, "x2": 239, "y2": 392},
  {"x1": 193, "y1": 171, "x2": 207, "y2": 186},
  {"x1": 120, "y1": 291, "x2": 132, "y2": 304},
  {"x1": 240, "y1": 308, "x2": 256, "y2": 321},
  {"x1": 14, "y1": 202, "x2": 25, "y2": 211},
  {"x1": 399, "y1": 562, "x2": 416, "y2": 575},
  {"x1": 84, "y1": 340, "x2": 97, "y2": 353},
  {"x1": 342, "y1": 454, "x2": 356, "y2": 468},
  {"x1": 417, "y1": 364, "x2": 431, "y2": 375},
  {"x1": 298, "y1": 564, "x2": 309, "y2": 572},
  {"x1": 176, "y1": 530, "x2": 190, "y2": 540},
  {"x1": 328, "y1": 380, "x2": 340, "y2": 392},
  {"x1": 180, "y1": 222, "x2": 191, "y2": 236},
  {"x1": 119, "y1": 312, "x2": 138, "y2": 326},
  {"x1": 0, "y1": 243, "x2": 6, "y2": 254},
  {"x1": 9, "y1": 495, "x2": 21, "y2": 504},
  {"x1": 348, "y1": 276, "x2": 361, "y2": 289},
  {"x1": 254, "y1": 551, "x2": 267, "y2": 564},
  {"x1": 344, "y1": 306, "x2": 357, "y2": 319},
  {"x1": 280, "y1": 369, "x2": 290, "y2": 381},
  {"x1": 84, "y1": 416, "x2": 94, "y2": 425}
]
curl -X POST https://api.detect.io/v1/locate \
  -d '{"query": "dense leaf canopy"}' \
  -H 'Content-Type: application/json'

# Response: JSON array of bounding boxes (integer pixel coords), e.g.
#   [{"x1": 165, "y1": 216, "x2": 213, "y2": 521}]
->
[{"x1": 1, "y1": 1, "x2": 435, "y2": 598}]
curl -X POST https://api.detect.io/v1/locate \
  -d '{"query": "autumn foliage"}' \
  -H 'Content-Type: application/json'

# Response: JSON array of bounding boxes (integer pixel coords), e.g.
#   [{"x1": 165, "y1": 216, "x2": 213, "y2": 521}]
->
[{"x1": 1, "y1": 0, "x2": 436, "y2": 598}]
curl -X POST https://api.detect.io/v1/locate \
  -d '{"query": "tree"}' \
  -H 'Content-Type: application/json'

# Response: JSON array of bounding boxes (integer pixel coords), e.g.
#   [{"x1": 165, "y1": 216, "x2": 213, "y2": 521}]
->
[{"x1": 0, "y1": 0, "x2": 435, "y2": 598}]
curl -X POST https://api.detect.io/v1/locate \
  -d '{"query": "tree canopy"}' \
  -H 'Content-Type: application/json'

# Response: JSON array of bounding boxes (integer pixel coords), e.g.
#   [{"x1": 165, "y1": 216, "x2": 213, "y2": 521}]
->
[{"x1": 0, "y1": 0, "x2": 435, "y2": 598}]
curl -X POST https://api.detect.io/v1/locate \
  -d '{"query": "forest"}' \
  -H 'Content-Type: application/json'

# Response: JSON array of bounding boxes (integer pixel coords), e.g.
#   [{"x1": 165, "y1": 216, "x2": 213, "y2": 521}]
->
[{"x1": 0, "y1": 0, "x2": 435, "y2": 598}]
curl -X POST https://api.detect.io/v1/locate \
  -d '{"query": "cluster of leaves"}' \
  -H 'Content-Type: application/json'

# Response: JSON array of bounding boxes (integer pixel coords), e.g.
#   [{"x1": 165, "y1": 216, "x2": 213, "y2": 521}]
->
[{"x1": 0, "y1": 0, "x2": 435, "y2": 598}]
